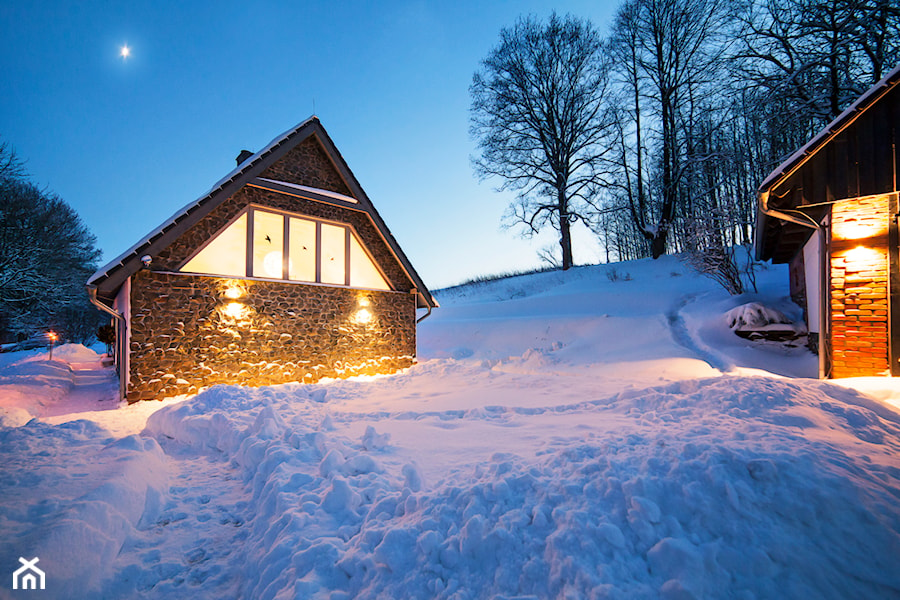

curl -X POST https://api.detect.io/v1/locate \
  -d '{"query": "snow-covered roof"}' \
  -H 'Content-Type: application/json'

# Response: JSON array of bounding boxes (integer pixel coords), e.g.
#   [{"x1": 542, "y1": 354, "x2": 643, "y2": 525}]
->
[{"x1": 87, "y1": 117, "x2": 437, "y2": 309}]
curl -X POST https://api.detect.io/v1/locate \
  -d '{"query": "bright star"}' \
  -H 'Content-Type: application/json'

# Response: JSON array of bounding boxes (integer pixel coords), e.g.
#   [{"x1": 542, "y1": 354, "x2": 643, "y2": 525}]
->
[{"x1": 120, "y1": 44, "x2": 131, "y2": 59}]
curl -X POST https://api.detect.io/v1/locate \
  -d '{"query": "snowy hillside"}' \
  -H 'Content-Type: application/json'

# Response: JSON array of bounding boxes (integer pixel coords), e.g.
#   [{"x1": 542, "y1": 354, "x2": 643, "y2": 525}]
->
[{"x1": 2, "y1": 256, "x2": 900, "y2": 599}]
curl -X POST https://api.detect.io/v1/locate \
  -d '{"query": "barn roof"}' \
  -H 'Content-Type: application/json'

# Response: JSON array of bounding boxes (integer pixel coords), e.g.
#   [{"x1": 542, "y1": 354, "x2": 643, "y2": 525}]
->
[
  {"x1": 756, "y1": 63, "x2": 900, "y2": 263},
  {"x1": 87, "y1": 117, "x2": 437, "y2": 310}
]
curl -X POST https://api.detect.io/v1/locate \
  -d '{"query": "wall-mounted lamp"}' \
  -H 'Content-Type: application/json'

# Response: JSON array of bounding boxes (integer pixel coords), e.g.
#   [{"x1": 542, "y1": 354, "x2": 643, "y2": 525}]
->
[
  {"x1": 353, "y1": 308, "x2": 372, "y2": 325},
  {"x1": 223, "y1": 302, "x2": 248, "y2": 320},
  {"x1": 844, "y1": 245, "x2": 881, "y2": 264}
]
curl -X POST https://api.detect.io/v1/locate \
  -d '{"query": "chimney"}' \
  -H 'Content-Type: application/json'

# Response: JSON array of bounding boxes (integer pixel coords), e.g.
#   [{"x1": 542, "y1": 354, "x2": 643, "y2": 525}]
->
[{"x1": 235, "y1": 150, "x2": 254, "y2": 165}]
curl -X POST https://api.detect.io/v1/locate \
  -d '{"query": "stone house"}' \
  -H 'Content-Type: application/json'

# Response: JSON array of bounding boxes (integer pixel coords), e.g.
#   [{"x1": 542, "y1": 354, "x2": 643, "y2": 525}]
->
[
  {"x1": 756, "y1": 63, "x2": 900, "y2": 378},
  {"x1": 87, "y1": 117, "x2": 437, "y2": 401}
]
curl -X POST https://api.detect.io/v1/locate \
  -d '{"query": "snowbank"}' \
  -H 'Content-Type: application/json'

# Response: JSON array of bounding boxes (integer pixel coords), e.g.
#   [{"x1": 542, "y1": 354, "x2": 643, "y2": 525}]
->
[
  {"x1": 0, "y1": 420, "x2": 167, "y2": 599},
  {"x1": 51, "y1": 343, "x2": 102, "y2": 363},
  {"x1": 0, "y1": 354, "x2": 76, "y2": 427},
  {"x1": 0, "y1": 344, "x2": 113, "y2": 427},
  {"x1": 126, "y1": 374, "x2": 900, "y2": 599}
]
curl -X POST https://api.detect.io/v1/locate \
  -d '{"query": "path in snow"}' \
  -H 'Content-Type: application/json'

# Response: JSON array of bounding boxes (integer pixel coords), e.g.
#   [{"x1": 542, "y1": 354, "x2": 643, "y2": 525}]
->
[
  {"x1": 41, "y1": 361, "x2": 119, "y2": 418},
  {"x1": 102, "y1": 440, "x2": 252, "y2": 599},
  {"x1": 666, "y1": 295, "x2": 734, "y2": 373}
]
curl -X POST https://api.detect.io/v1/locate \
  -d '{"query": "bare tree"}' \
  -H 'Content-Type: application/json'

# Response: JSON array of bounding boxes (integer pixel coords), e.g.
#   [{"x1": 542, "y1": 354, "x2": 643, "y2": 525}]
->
[
  {"x1": 735, "y1": 0, "x2": 900, "y2": 128},
  {"x1": 607, "y1": 0, "x2": 731, "y2": 258},
  {"x1": 470, "y1": 13, "x2": 613, "y2": 270},
  {"x1": 855, "y1": 0, "x2": 900, "y2": 80},
  {"x1": 590, "y1": 0, "x2": 897, "y2": 269},
  {"x1": 0, "y1": 139, "x2": 25, "y2": 181}
]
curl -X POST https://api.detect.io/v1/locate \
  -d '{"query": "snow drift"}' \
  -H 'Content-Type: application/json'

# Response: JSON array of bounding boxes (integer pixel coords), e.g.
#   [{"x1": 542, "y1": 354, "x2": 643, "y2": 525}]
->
[{"x1": 121, "y1": 375, "x2": 900, "y2": 600}]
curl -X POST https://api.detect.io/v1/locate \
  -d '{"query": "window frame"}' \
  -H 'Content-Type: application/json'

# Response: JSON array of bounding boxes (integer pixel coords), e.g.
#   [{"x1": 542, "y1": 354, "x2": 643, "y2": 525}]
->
[{"x1": 178, "y1": 205, "x2": 392, "y2": 291}]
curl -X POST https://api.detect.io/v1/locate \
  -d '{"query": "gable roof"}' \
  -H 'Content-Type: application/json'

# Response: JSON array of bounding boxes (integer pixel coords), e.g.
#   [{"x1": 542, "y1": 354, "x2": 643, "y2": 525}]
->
[
  {"x1": 88, "y1": 117, "x2": 437, "y2": 309},
  {"x1": 756, "y1": 62, "x2": 900, "y2": 262}
]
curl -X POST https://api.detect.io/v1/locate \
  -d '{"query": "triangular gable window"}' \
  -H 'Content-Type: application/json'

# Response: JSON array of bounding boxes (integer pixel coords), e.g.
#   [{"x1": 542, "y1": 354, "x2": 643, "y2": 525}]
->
[
  {"x1": 350, "y1": 233, "x2": 389, "y2": 289},
  {"x1": 179, "y1": 208, "x2": 390, "y2": 291},
  {"x1": 181, "y1": 213, "x2": 247, "y2": 277}
]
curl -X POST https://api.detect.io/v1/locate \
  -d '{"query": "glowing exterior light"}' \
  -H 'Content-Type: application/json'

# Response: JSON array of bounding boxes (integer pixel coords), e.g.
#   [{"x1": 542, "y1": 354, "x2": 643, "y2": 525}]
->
[
  {"x1": 224, "y1": 285, "x2": 243, "y2": 300},
  {"x1": 844, "y1": 245, "x2": 880, "y2": 264},
  {"x1": 120, "y1": 44, "x2": 130, "y2": 59},
  {"x1": 223, "y1": 302, "x2": 247, "y2": 320},
  {"x1": 831, "y1": 207, "x2": 888, "y2": 242},
  {"x1": 47, "y1": 331, "x2": 58, "y2": 361},
  {"x1": 353, "y1": 308, "x2": 372, "y2": 325}
]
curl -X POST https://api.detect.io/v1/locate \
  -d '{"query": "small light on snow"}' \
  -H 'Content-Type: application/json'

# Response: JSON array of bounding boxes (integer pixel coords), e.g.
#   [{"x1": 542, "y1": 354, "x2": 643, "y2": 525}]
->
[{"x1": 120, "y1": 44, "x2": 131, "y2": 59}]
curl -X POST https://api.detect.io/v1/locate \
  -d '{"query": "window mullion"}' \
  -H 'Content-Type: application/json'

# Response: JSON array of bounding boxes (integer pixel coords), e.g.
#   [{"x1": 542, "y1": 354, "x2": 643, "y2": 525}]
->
[
  {"x1": 282, "y1": 216, "x2": 291, "y2": 280},
  {"x1": 344, "y1": 227, "x2": 351, "y2": 286},
  {"x1": 245, "y1": 209, "x2": 254, "y2": 278},
  {"x1": 315, "y1": 222, "x2": 322, "y2": 283}
]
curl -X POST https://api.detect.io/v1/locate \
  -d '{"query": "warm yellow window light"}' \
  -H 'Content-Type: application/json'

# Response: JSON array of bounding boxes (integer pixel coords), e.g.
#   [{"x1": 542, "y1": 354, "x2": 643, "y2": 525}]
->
[
  {"x1": 253, "y1": 211, "x2": 284, "y2": 278},
  {"x1": 321, "y1": 223, "x2": 346, "y2": 285},
  {"x1": 182, "y1": 214, "x2": 247, "y2": 276},
  {"x1": 263, "y1": 251, "x2": 282, "y2": 278},
  {"x1": 181, "y1": 208, "x2": 391, "y2": 291},
  {"x1": 350, "y1": 233, "x2": 390, "y2": 290},
  {"x1": 289, "y1": 217, "x2": 316, "y2": 282}
]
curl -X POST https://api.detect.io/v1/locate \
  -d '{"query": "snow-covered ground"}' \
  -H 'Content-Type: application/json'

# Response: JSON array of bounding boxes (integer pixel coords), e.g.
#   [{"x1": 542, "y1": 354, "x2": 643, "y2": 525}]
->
[{"x1": 2, "y1": 255, "x2": 900, "y2": 599}]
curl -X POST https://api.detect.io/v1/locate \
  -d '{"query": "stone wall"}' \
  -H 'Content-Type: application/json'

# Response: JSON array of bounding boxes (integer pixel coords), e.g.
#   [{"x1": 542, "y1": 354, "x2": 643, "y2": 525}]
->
[
  {"x1": 127, "y1": 271, "x2": 416, "y2": 401},
  {"x1": 260, "y1": 136, "x2": 353, "y2": 197},
  {"x1": 829, "y1": 194, "x2": 891, "y2": 377}
]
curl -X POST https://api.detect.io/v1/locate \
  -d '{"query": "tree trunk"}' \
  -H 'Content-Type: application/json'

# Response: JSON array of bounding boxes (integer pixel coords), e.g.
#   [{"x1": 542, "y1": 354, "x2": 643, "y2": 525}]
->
[
  {"x1": 651, "y1": 228, "x2": 667, "y2": 259},
  {"x1": 560, "y1": 213, "x2": 574, "y2": 270}
]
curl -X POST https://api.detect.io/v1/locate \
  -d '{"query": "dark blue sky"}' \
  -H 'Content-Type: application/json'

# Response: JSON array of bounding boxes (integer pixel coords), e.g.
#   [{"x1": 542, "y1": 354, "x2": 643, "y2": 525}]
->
[{"x1": 1, "y1": 1, "x2": 618, "y2": 288}]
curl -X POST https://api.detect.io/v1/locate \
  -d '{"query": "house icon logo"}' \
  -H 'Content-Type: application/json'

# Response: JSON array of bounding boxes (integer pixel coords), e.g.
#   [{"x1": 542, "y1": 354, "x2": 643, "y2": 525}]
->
[{"x1": 12, "y1": 557, "x2": 45, "y2": 590}]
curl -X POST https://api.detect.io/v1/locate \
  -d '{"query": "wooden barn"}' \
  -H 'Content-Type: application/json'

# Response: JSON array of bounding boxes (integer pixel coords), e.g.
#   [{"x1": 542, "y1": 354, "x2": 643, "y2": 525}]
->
[
  {"x1": 756, "y1": 63, "x2": 900, "y2": 378},
  {"x1": 87, "y1": 117, "x2": 437, "y2": 401}
]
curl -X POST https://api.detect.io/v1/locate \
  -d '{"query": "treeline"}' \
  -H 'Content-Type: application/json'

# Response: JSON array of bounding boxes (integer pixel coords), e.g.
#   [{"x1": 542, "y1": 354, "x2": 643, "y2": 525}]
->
[
  {"x1": 471, "y1": 0, "x2": 900, "y2": 273},
  {"x1": 0, "y1": 142, "x2": 104, "y2": 344}
]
